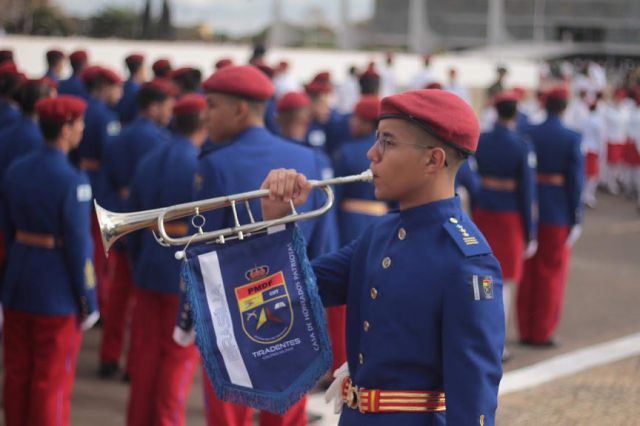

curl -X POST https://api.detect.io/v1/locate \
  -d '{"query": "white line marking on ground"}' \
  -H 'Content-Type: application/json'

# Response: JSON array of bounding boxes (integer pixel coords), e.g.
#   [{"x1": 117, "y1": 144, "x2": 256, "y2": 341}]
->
[{"x1": 500, "y1": 332, "x2": 640, "y2": 395}]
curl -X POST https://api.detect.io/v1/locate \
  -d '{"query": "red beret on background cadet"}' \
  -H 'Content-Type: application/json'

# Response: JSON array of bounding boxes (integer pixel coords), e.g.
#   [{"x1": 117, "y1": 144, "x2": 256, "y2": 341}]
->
[
  {"x1": 125, "y1": 53, "x2": 145, "y2": 67},
  {"x1": 143, "y1": 78, "x2": 178, "y2": 97},
  {"x1": 353, "y1": 95, "x2": 380, "y2": 122},
  {"x1": 214, "y1": 58, "x2": 234, "y2": 70},
  {"x1": 512, "y1": 86, "x2": 527, "y2": 101},
  {"x1": 80, "y1": 66, "x2": 122, "y2": 86},
  {"x1": 304, "y1": 72, "x2": 333, "y2": 95},
  {"x1": 202, "y1": 65, "x2": 274, "y2": 100},
  {"x1": 0, "y1": 61, "x2": 18, "y2": 76},
  {"x1": 380, "y1": 88, "x2": 480, "y2": 154},
  {"x1": 46, "y1": 48, "x2": 65, "y2": 62},
  {"x1": 545, "y1": 85, "x2": 569, "y2": 101},
  {"x1": 152, "y1": 58, "x2": 172, "y2": 78},
  {"x1": 169, "y1": 67, "x2": 197, "y2": 80},
  {"x1": 36, "y1": 95, "x2": 87, "y2": 124},
  {"x1": 493, "y1": 89, "x2": 520, "y2": 105},
  {"x1": 425, "y1": 81, "x2": 443, "y2": 90},
  {"x1": 254, "y1": 61, "x2": 275, "y2": 79},
  {"x1": 173, "y1": 93, "x2": 206, "y2": 116},
  {"x1": 277, "y1": 91, "x2": 311, "y2": 113},
  {"x1": 0, "y1": 49, "x2": 13, "y2": 65},
  {"x1": 69, "y1": 50, "x2": 88, "y2": 63}
]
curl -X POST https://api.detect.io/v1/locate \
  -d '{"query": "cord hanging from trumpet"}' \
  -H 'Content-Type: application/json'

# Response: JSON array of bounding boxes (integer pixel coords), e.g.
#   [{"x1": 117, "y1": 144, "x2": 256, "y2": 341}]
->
[{"x1": 175, "y1": 207, "x2": 206, "y2": 260}]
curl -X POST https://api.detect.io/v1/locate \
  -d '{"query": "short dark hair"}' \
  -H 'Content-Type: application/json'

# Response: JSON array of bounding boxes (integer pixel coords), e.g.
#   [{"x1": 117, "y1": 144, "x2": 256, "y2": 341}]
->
[
  {"x1": 46, "y1": 51, "x2": 64, "y2": 68},
  {"x1": 545, "y1": 97, "x2": 567, "y2": 115},
  {"x1": 0, "y1": 73, "x2": 23, "y2": 97},
  {"x1": 172, "y1": 69, "x2": 202, "y2": 94},
  {"x1": 496, "y1": 100, "x2": 518, "y2": 120},
  {"x1": 16, "y1": 83, "x2": 52, "y2": 115},
  {"x1": 126, "y1": 61, "x2": 143, "y2": 76},
  {"x1": 70, "y1": 58, "x2": 87, "y2": 74},
  {"x1": 39, "y1": 120, "x2": 65, "y2": 141},
  {"x1": 359, "y1": 73, "x2": 380, "y2": 96},
  {"x1": 137, "y1": 86, "x2": 170, "y2": 110},
  {"x1": 174, "y1": 112, "x2": 204, "y2": 135}
]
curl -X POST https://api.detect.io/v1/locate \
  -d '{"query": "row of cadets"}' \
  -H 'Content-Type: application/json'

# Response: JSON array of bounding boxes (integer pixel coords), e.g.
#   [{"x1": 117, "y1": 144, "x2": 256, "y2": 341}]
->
[
  {"x1": 117, "y1": 54, "x2": 146, "y2": 125},
  {"x1": 125, "y1": 94, "x2": 207, "y2": 426},
  {"x1": 518, "y1": 86, "x2": 584, "y2": 346},
  {"x1": 1, "y1": 96, "x2": 99, "y2": 426},
  {"x1": 191, "y1": 64, "x2": 339, "y2": 426},
  {"x1": 472, "y1": 90, "x2": 537, "y2": 359},
  {"x1": 72, "y1": 65, "x2": 122, "y2": 326},
  {"x1": 274, "y1": 90, "x2": 346, "y2": 379},
  {"x1": 581, "y1": 98, "x2": 606, "y2": 208},
  {"x1": 0, "y1": 77, "x2": 57, "y2": 275},
  {"x1": 59, "y1": 50, "x2": 90, "y2": 99},
  {"x1": 602, "y1": 88, "x2": 628, "y2": 195},
  {"x1": 261, "y1": 88, "x2": 504, "y2": 425},
  {"x1": 0, "y1": 60, "x2": 22, "y2": 129},
  {"x1": 625, "y1": 95, "x2": 640, "y2": 210},
  {"x1": 333, "y1": 95, "x2": 386, "y2": 246},
  {"x1": 98, "y1": 79, "x2": 176, "y2": 379}
]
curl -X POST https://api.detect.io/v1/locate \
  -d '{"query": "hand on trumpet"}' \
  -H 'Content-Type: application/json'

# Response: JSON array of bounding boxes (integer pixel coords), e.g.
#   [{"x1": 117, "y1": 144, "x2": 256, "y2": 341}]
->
[{"x1": 261, "y1": 169, "x2": 312, "y2": 220}]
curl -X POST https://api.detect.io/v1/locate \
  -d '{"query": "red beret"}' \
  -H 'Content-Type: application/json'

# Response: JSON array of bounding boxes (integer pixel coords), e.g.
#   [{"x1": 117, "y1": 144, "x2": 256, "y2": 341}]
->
[
  {"x1": 36, "y1": 95, "x2": 87, "y2": 124},
  {"x1": 354, "y1": 95, "x2": 381, "y2": 121},
  {"x1": 170, "y1": 67, "x2": 194, "y2": 79},
  {"x1": 312, "y1": 71, "x2": 331, "y2": 84},
  {"x1": 215, "y1": 58, "x2": 234, "y2": 70},
  {"x1": 202, "y1": 65, "x2": 275, "y2": 101},
  {"x1": 152, "y1": 59, "x2": 172, "y2": 74},
  {"x1": 363, "y1": 63, "x2": 379, "y2": 78},
  {"x1": 255, "y1": 62, "x2": 274, "y2": 79},
  {"x1": 142, "y1": 79, "x2": 178, "y2": 97},
  {"x1": 546, "y1": 86, "x2": 569, "y2": 101},
  {"x1": 425, "y1": 82, "x2": 442, "y2": 90},
  {"x1": 277, "y1": 92, "x2": 311, "y2": 112},
  {"x1": 46, "y1": 49, "x2": 65, "y2": 60},
  {"x1": 0, "y1": 61, "x2": 18, "y2": 76},
  {"x1": 0, "y1": 49, "x2": 13, "y2": 63},
  {"x1": 69, "y1": 50, "x2": 88, "y2": 62},
  {"x1": 304, "y1": 80, "x2": 332, "y2": 95},
  {"x1": 493, "y1": 90, "x2": 519, "y2": 104},
  {"x1": 81, "y1": 66, "x2": 122, "y2": 85},
  {"x1": 173, "y1": 93, "x2": 206, "y2": 116},
  {"x1": 125, "y1": 54, "x2": 145, "y2": 66},
  {"x1": 26, "y1": 77, "x2": 58, "y2": 90},
  {"x1": 512, "y1": 86, "x2": 527, "y2": 100},
  {"x1": 379, "y1": 89, "x2": 480, "y2": 154},
  {"x1": 613, "y1": 88, "x2": 627, "y2": 100}
]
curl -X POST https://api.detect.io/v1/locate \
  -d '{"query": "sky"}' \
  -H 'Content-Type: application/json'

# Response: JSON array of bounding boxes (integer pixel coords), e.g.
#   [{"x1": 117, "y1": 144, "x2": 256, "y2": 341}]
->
[{"x1": 52, "y1": 0, "x2": 375, "y2": 37}]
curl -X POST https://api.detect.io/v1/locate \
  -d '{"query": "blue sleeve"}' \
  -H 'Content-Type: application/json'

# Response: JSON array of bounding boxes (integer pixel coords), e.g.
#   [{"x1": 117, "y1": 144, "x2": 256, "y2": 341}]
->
[
  {"x1": 127, "y1": 167, "x2": 144, "y2": 265},
  {"x1": 306, "y1": 156, "x2": 340, "y2": 259},
  {"x1": 194, "y1": 157, "x2": 227, "y2": 232},
  {"x1": 518, "y1": 141, "x2": 537, "y2": 242},
  {"x1": 567, "y1": 134, "x2": 584, "y2": 226},
  {"x1": 311, "y1": 239, "x2": 356, "y2": 306},
  {"x1": 0, "y1": 174, "x2": 14, "y2": 250},
  {"x1": 442, "y1": 255, "x2": 504, "y2": 426},
  {"x1": 62, "y1": 176, "x2": 99, "y2": 316}
]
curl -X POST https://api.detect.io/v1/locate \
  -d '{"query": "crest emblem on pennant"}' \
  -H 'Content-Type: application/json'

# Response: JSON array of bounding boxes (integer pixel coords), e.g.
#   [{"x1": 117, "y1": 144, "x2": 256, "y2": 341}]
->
[{"x1": 235, "y1": 267, "x2": 293, "y2": 345}]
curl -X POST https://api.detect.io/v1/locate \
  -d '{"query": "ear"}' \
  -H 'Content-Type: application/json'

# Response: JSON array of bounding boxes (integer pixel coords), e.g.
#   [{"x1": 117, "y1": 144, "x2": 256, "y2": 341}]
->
[
  {"x1": 423, "y1": 147, "x2": 447, "y2": 173},
  {"x1": 234, "y1": 99, "x2": 249, "y2": 120}
]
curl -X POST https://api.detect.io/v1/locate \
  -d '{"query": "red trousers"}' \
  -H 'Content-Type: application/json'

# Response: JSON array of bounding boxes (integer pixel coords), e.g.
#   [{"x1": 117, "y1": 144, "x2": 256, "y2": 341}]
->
[
  {"x1": 607, "y1": 142, "x2": 624, "y2": 164},
  {"x1": 473, "y1": 209, "x2": 525, "y2": 282},
  {"x1": 203, "y1": 374, "x2": 307, "y2": 426},
  {"x1": 127, "y1": 288, "x2": 199, "y2": 426},
  {"x1": 3, "y1": 309, "x2": 81, "y2": 426},
  {"x1": 517, "y1": 224, "x2": 571, "y2": 343},
  {"x1": 99, "y1": 250, "x2": 135, "y2": 365},
  {"x1": 326, "y1": 306, "x2": 347, "y2": 372},
  {"x1": 585, "y1": 152, "x2": 599, "y2": 178}
]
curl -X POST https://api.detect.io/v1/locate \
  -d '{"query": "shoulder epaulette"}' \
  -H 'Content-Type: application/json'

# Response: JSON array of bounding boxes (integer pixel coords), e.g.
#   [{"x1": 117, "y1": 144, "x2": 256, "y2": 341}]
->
[{"x1": 443, "y1": 216, "x2": 492, "y2": 257}]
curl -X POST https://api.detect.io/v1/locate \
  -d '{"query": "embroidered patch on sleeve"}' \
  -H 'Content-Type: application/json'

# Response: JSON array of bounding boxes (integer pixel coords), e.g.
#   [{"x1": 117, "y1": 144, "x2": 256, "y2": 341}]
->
[
  {"x1": 470, "y1": 275, "x2": 494, "y2": 301},
  {"x1": 77, "y1": 184, "x2": 92, "y2": 202}
]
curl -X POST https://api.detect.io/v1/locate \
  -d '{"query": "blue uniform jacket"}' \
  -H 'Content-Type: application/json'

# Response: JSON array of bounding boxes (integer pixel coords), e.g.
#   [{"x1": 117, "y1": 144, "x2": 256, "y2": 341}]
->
[
  {"x1": 117, "y1": 79, "x2": 141, "y2": 124},
  {"x1": 312, "y1": 197, "x2": 504, "y2": 426},
  {"x1": 0, "y1": 100, "x2": 20, "y2": 130},
  {"x1": 333, "y1": 132, "x2": 388, "y2": 246},
  {"x1": 102, "y1": 116, "x2": 169, "y2": 212},
  {"x1": 44, "y1": 70, "x2": 59, "y2": 83},
  {"x1": 1, "y1": 145, "x2": 97, "y2": 316},
  {"x1": 455, "y1": 158, "x2": 480, "y2": 203},
  {"x1": 74, "y1": 97, "x2": 121, "y2": 203},
  {"x1": 128, "y1": 134, "x2": 198, "y2": 294},
  {"x1": 524, "y1": 115, "x2": 583, "y2": 226},
  {"x1": 0, "y1": 116, "x2": 43, "y2": 182},
  {"x1": 305, "y1": 110, "x2": 351, "y2": 157},
  {"x1": 196, "y1": 126, "x2": 338, "y2": 260},
  {"x1": 475, "y1": 123, "x2": 537, "y2": 241},
  {"x1": 59, "y1": 74, "x2": 88, "y2": 99}
]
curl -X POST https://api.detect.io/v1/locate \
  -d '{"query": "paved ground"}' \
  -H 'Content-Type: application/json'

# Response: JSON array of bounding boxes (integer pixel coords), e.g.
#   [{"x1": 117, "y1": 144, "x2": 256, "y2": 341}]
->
[{"x1": 1, "y1": 191, "x2": 639, "y2": 425}]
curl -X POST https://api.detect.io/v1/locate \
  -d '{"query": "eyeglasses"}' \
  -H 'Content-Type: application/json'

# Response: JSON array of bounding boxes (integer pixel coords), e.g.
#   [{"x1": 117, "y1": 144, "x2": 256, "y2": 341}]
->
[{"x1": 374, "y1": 133, "x2": 449, "y2": 167}]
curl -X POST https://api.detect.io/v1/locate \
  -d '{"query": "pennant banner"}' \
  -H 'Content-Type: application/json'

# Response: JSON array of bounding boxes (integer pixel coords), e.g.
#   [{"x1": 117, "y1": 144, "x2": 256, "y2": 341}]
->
[{"x1": 180, "y1": 224, "x2": 332, "y2": 414}]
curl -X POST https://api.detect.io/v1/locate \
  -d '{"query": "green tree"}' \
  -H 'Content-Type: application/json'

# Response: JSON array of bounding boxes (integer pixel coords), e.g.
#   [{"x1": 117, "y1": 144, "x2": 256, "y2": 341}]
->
[
  {"x1": 6, "y1": 5, "x2": 76, "y2": 35},
  {"x1": 141, "y1": 0, "x2": 153, "y2": 39},
  {"x1": 158, "y1": 0, "x2": 175, "y2": 40},
  {"x1": 90, "y1": 7, "x2": 139, "y2": 39}
]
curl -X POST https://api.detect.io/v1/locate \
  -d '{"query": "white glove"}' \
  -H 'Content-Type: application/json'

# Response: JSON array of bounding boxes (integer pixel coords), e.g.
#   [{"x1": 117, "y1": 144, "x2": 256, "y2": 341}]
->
[
  {"x1": 524, "y1": 240, "x2": 538, "y2": 259},
  {"x1": 80, "y1": 311, "x2": 100, "y2": 331},
  {"x1": 324, "y1": 362, "x2": 350, "y2": 414},
  {"x1": 566, "y1": 224, "x2": 583, "y2": 248},
  {"x1": 173, "y1": 326, "x2": 196, "y2": 347}
]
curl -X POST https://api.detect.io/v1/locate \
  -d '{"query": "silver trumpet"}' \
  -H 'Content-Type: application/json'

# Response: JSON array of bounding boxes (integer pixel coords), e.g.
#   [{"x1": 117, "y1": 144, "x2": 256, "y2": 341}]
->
[{"x1": 95, "y1": 170, "x2": 373, "y2": 257}]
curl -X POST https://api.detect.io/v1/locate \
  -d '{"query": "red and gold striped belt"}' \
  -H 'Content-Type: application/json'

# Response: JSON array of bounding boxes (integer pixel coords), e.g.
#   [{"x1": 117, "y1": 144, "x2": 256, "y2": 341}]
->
[
  {"x1": 341, "y1": 377, "x2": 446, "y2": 414},
  {"x1": 537, "y1": 173, "x2": 565, "y2": 186}
]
